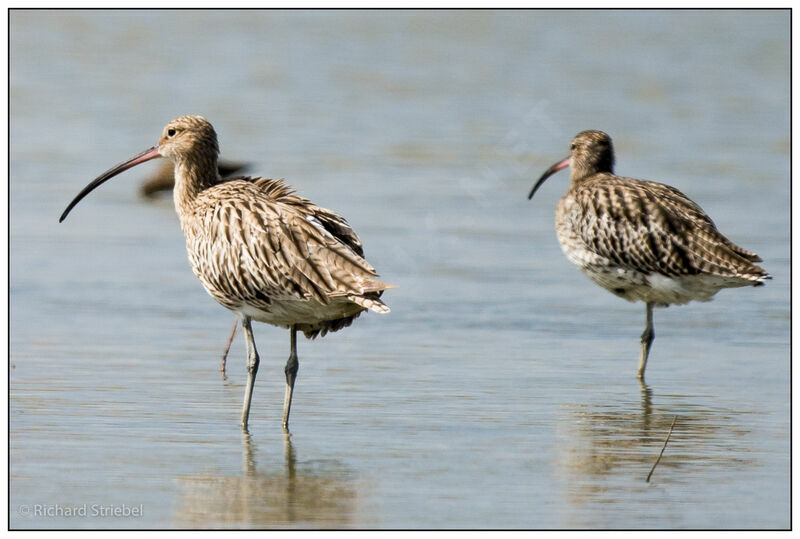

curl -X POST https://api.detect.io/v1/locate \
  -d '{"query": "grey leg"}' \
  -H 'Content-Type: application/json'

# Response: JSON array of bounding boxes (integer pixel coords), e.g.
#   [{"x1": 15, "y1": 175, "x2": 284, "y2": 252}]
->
[
  {"x1": 240, "y1": 315, "x2": 260, "y2": 429},
  {"x1": 638, "y1": 302, "x2": 655, "y2": 381},
  {"x1": 282, "y1": 326, "x2": 299, "y2": 430},
  {"x1": 220, "y1": 314, "x2": 239, "y2": 374}
]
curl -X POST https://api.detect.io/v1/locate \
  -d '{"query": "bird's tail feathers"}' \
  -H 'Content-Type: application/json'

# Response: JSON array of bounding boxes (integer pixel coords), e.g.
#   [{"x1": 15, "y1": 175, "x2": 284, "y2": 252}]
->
[{"x1": 348, "y1": 293, "x2": 391, "y2": 314}]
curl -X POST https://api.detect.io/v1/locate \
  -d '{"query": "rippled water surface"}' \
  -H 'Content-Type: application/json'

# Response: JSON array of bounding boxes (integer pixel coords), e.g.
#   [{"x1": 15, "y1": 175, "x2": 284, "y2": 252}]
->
[{"x1": 10, "y1": 9, "x2": 789, "y2": 529}]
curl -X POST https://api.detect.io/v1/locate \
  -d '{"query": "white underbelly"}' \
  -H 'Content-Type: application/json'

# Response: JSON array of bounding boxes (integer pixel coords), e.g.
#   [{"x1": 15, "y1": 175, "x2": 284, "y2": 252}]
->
[{"x1": 238, "y1": 296, "x2": 364, "y2": 328}]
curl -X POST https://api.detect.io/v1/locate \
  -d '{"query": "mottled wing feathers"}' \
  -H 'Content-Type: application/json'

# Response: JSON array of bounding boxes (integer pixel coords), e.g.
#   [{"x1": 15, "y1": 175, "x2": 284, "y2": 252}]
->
[
  {"x1": 248, "y1": 176, "x2": 365, "y2": 256},
  {"x1": 575, "y1": 175, "x2": 769, "y2": 282},
  {"x1": 305, "y1": 205, "x2": 365, "y2": 257},
  {"x1": 186, "y1": 178, "x2": 391, "y2": 311}
]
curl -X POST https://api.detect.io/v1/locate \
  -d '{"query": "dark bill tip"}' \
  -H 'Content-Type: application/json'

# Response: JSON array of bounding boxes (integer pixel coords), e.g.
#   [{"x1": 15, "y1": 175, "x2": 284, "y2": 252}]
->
[
  {"x1": 59, "y1": 146, "x2": 161, "y2": 222},
  {"x1": 527, "y1": 156, "x2": 570, "y2": 200}
]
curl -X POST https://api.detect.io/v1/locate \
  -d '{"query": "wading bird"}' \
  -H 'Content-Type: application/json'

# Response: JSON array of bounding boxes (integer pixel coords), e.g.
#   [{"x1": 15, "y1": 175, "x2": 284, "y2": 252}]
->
[
  {"x1": 528, "y1": 130, "x2": 769, "y2": 381},
  {"x1": 60, "y1": 115, "x2": 393, "y2": 429}
]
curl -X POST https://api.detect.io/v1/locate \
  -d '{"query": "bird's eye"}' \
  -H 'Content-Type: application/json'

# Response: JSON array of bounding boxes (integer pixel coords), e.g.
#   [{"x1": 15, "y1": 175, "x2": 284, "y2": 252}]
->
[
  {"x1": 570, "y1": 143, "x2": 576, "y2": 151},
  {"x1": 167, "y1": 128, "x2": 177, "y2": 137}
]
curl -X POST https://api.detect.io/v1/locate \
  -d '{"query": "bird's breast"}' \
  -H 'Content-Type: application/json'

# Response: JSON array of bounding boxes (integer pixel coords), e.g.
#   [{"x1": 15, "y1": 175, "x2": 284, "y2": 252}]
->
[{"x1": 555, "y1": 194, "x2": 602, "y2": 269}]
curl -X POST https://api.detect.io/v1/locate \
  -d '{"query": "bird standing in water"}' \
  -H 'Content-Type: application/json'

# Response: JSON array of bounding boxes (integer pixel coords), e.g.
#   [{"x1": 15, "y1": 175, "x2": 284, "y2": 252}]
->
[
  {"x1": 60, "y1": 115, "x2": 393, "y2": 429},
  {"x1": 528, "y1": 130, "x2": 769, "y2": 381}
]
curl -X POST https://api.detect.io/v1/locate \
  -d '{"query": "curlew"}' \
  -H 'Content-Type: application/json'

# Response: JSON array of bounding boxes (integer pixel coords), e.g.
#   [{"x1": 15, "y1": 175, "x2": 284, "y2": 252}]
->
[
  {"x1": 60, "y1": 115, "x2": 393, "y2": 430},
  {"x1": 528, "y1": 130, "x2": 769, "y2": 381}
]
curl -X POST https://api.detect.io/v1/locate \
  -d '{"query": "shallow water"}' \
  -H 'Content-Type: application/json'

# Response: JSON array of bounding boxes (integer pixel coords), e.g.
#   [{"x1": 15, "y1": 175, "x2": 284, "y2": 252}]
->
[{"x1": 10, "y1": 9, "x2": 789, "y2": 529}]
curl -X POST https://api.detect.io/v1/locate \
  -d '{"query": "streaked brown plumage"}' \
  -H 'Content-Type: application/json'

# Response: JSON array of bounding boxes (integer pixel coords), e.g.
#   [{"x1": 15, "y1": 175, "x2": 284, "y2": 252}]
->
[
  {"x1": 528, "y1": 130, "x2": 769, "y2": 381},
  {"x1": 60, "y1": 115, "x2": 393, "y2": 430},
  {"x1": 184, "y1": 173, "x2": 390, "y2": 335},
  {"x1": 139, "y1": 161, "x2": 250, "y2": 374}
]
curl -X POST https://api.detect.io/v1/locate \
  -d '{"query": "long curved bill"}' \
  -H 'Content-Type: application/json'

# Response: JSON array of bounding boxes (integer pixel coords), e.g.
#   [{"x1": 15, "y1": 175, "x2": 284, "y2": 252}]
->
[
  {"x1": 527, "y1": 156, "x2": 569, "y2": 200},
  {"x1": 59, "y1": 146, "x2": 162, "y2": 222}
]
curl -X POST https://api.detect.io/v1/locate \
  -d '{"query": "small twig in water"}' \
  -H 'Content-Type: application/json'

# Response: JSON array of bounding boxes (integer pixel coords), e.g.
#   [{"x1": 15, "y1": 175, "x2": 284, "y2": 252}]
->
[{"x1": 646, "y1": 415, "x2": 678, "y2": 483}]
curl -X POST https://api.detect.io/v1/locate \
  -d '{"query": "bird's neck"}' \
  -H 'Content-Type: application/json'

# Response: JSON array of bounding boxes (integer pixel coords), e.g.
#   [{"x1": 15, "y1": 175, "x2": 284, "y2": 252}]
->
[
  {"x1": 172, "y1": 156, "x2": 221, "y2": 217},
  {"x1": 570, "y1": 163, "x2": 613, "y2": 186}
]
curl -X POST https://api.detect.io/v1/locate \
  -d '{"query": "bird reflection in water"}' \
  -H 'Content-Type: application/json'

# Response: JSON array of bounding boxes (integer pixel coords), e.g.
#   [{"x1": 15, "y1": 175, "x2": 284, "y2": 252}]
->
[
  {"x1": 174, "y1": 433, "x2": 358, "y2": 528},
  {"x1": 554, "y1": 383, "x2": 754, "y2": 500}
]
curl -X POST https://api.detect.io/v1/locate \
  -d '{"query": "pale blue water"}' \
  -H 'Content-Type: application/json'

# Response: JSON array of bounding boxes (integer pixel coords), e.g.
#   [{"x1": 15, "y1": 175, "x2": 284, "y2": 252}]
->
[{"x1": 10, "y1": 9, "x2": 790, "y2": 529}]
